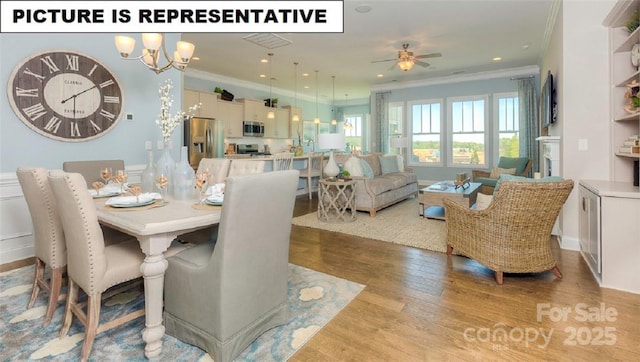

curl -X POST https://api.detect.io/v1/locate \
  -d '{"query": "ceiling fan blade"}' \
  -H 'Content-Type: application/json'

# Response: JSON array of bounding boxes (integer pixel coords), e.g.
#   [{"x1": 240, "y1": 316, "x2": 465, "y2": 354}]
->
[
  {"x1": 388, "y1": 63, "x2": 398, "y2": 71},
  {"x1": 371, "y1": 58, "x2": 397, "y2": 63},
  {"x1": 415, "y1": 60, "x2": 430, "y2": 68},
  {"x1": 415, "y1": 53, "x2": 442, "y2": 59}
]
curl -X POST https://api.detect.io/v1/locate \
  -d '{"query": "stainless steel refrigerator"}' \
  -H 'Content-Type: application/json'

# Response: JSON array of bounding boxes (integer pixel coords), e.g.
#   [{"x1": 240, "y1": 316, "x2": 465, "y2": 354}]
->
[{"x1": 183, "y1": 117, "x2": 224, "y2": 169}]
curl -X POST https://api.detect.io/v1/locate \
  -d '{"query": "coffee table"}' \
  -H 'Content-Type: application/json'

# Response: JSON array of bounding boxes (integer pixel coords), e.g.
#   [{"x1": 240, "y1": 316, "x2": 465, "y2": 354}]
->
[{"x1": 418, "y1": 180, "x2": 481, "y2": 220}]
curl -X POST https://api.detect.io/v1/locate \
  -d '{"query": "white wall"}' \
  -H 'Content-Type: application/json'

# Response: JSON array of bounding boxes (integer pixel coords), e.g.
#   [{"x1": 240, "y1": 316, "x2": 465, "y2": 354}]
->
[{"x1": 542, "y1": 0, "x2": 616, "y2": 250}]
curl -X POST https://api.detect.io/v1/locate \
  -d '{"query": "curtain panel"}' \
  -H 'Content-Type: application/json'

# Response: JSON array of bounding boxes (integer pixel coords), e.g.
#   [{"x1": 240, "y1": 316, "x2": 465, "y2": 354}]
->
[
  {"x1": 518, "y1": 78, "x2": 540, "y2": 175},
  {"x1": 374, "y1": 91, "x2": 391, "y2": 153}
]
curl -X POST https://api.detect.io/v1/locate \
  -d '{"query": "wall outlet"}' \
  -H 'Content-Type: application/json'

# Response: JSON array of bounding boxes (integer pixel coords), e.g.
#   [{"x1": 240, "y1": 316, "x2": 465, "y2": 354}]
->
[{"x1": 578, "y1": 139, "x2": 588, "y2": 151}]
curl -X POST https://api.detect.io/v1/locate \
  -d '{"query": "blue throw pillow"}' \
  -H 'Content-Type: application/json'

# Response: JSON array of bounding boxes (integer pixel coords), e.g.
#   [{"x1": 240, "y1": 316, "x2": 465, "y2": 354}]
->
[
  {"x1": 379, "y1": 155, "x2": 400, "y2": 174},
  {"x1": 493, "y1": 174, "x2": 564, "y2": 195},
  {"x1": 360, "y1": 159, "x2": 374, "y2": 178}
]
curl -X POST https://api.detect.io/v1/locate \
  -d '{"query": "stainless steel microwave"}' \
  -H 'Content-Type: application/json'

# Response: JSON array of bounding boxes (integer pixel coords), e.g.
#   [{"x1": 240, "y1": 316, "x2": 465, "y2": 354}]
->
[{"x1": 243, "y1": 121, "x2": 264, "y2": 137}]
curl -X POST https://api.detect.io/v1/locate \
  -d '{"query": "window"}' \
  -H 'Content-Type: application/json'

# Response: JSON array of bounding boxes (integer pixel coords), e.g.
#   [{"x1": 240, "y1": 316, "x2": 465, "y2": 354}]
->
[
  {"x1": 495, "y1": 93, "x2": 520, "y2": 158},
  {"x1": 449, "y1": 96, "x2": 487, "y2": 166},
  {"x1": 343, "y1": 114, "x2": 363, "y2": 153},
  {"x1": 388, "y1": 102, "x2": 403, "y2": 155},
  {"x1": 409, "y1": 100, "x2": 442, "y2": 165}
]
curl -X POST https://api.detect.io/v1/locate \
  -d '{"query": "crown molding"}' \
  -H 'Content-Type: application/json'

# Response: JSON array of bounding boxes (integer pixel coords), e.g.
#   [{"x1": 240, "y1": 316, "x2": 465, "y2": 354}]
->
[{"x1": 369, "y1": 65, "x2": 540, "y2": 93}]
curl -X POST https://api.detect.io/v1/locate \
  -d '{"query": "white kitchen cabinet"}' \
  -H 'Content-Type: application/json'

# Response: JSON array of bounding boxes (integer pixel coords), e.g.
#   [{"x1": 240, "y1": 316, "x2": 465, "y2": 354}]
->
[
  {"x1": 239, "y1": 98, "x2": 265, "y2": 122},
  {"x1": 183, "y1": 89, "x2": 217, "y2": 118},
  {"x1": 579, "y1": 180, "x2": 640, "y2": 294},
  {"x1": 274, "y1": 108, "x2": 290, "y2": 139},
  {"x1": 218, "y1": 101, "x2": 243, "y2": 138}
]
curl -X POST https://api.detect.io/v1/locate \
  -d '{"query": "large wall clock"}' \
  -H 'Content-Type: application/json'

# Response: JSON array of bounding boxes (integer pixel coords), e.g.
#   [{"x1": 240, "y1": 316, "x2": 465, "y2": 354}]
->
[{"x1": 7, "y1": 50, "x2": 124, "y2": 142}]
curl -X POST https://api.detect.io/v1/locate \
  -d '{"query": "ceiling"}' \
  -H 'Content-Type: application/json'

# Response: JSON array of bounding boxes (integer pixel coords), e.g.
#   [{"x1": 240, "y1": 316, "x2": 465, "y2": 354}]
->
[{"x1": 183, "y1": 0, "x2": 556, "y2": 103}]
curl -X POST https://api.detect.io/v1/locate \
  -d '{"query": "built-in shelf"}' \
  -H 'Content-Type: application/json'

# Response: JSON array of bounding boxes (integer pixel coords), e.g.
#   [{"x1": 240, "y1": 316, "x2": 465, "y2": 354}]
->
[
  {"x1": 614, "y1": 111, "x2": 640, "y2": 122},
  {"x1": 615, "y1": 152, "x2": 640, "y2": 159}
]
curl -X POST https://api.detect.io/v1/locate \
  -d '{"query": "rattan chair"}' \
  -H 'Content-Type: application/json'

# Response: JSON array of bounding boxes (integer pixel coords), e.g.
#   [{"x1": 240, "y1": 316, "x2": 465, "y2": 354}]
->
[{"x1": 444, "y1": 179, "x2": 574, "y2": 285}]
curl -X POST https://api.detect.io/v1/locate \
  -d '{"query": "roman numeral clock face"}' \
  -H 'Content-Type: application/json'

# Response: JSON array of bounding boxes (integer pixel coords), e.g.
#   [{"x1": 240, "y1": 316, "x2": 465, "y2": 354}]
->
[{"x1": 7, "y1": 50, "x2": 124, "y2": 142}]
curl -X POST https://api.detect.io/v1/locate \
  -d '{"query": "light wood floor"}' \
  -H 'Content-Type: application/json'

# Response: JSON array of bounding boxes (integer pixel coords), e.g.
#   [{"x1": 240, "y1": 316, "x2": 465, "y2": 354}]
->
[
  {"x1": 288, "y1": 196, "x2": 640, "y2": 361},
  {"x1": 5, "y1": 196, "x2": 639, "y2": 361}
]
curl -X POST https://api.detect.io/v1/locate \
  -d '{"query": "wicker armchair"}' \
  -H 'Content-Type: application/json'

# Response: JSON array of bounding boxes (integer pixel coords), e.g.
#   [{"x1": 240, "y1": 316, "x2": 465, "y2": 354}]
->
[
  {"x1": 444, "y1": 179, "x2": 574, "y2": 284},
  {"x1": 471, "y1": 157, "x2": 533, "y2": 194}
]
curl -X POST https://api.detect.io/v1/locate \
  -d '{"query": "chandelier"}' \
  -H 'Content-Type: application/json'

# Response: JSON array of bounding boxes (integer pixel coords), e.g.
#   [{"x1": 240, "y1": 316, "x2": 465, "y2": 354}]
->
[
  {"x1": 343, "y1": 93, "x2": 353, "y2": 130},
  {"x1": 114, "y1": 33, "x2": 195, "y2": 74},
  {"x1": 397, "y1": 46, "x2": 415, "y2": 71},
  {"x1": 292, "y1": 62, "x2": 300, "y2": 122}
]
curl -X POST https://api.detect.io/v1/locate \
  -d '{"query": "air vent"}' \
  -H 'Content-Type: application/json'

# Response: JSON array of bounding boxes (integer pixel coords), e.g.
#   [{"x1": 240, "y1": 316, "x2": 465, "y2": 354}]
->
[{"x1": 242, "y1": 33, "x2": 293, "y2": 49}]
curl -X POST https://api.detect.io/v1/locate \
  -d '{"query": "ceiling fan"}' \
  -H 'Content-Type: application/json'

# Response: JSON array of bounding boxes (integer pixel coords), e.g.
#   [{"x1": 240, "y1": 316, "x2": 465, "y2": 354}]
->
[{"x1": 372, "y1": 43, "x2": 442, "y2": 71}]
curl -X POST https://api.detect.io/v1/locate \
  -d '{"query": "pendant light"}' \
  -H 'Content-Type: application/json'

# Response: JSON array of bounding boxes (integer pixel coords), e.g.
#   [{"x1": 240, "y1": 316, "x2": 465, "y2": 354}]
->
[
  {"x1": 267, "y1": 53, "x2": 275, "y2": 119},
  {"x1": 314, "y1": 70, "x2": 320, "y2": 124},
  {"x1": 343, "y1": 93, "x2": 353, "y2": 130},
  {"x1": 292, "y1": 62, "x2": 300, "y2": 122},
  {"x1": 331, "y1": 75, "x2": 337, "y2": 125}
]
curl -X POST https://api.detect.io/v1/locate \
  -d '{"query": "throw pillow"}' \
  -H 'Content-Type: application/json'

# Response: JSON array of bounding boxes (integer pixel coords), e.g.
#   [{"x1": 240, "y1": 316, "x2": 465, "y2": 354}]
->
[
  {"x1": 358, "y1": 154, "x2": 382, "y2": 176},
  {"x1": 379, "y1": 155, "x2": 400, "y2": 174},
  {"x1": 344, "y1": 156, "x2": 363, "y2": 177},
  {"x1": 396, "y1": 154, "x2": 404, "y2": 172},
  {"x1": 475, "y1": 193, "x2": 493, "y2": 210},
  {"x1": 359, "y1": 159, "x2": 374, "y2": 178},
  {"x1": 489, "y1": 167, "x2": 516, "y2": 179},
  {"x1": 493, "y1": 174, "x2": 565, "y2": 195}
]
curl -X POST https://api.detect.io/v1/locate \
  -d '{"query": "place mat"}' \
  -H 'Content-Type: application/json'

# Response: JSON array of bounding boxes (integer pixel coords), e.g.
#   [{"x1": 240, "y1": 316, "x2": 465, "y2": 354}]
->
[
  {"x1": 103, "y1": 200, "x2": 168, "y2": 212},
  {"x1": 191, "y1": 203, "x2": 222, "y2": 211}
]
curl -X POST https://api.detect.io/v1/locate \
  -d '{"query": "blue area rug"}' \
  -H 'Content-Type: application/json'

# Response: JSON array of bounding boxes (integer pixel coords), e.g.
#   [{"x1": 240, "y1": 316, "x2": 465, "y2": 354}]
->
[{"x1": 0, "y1": 264, "x2": 364, "y2": 361}]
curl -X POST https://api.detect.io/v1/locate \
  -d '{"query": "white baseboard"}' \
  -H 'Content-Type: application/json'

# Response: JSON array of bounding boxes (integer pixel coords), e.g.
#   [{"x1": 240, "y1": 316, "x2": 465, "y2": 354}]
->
[{"x1": 559, "y1": 235, "x2": 580, "y2": 251}]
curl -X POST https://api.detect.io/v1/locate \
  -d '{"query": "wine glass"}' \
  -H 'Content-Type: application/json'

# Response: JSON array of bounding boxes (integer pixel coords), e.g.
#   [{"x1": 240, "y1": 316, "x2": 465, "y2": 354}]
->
[
  {"x1": 155, "y1": 173, "x2": 169, "y2": 199},
  {"x1": 114, "y1": 169, "x2": 128, "y2": 193},
  {"x1": 129, "y1": 185, "x2": 142, "y2": 203},
  {"x1": 100, "y1": 167, "x2": 112, "y2": 184},
  {"x1": 91, "y1": 181, "x2": 104, "y2": 196},
  {"x1": 195, "y1": 171, "x2": 209, "y2": 204}
]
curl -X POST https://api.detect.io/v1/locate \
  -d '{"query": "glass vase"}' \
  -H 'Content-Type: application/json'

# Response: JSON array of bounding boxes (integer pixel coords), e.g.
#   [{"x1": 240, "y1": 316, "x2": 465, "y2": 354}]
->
[
  {"x1": 141, "y1": 150, "x2": 156, "y2": 193},
  {"x1": 156, "y1": 140, "x2": 175, "y2": 197},
  {"x1": 173, "y1": 146, "x2": 195, "y2": 200}
]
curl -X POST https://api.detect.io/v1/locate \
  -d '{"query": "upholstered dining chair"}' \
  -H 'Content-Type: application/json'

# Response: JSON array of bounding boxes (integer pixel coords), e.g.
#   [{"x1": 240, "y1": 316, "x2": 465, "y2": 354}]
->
[
  {"x1": 273, "y1": 152, "x2": 294, "y2": 171},
  {"x1": 163, "y1": 170, "x2": 299, "y2": 362},
  {"x1": 298, "y1": 152, "x2": 323, "y2": 199},
  {"x1": 471, "y1": 157, "x2": 532, "y2": 195},
  {"x1": 227, "y1": 159, "x2": 265, "y2": 178},
  {"x1": 444, "y1": 178, "x2": 574, "y2": 285},
  {"x1": 196, "y1": 158, "x2": 231, "y2": 184},
  {"x1": 16, "y1": 167, "x2": 66, "y2": 326},
  {"x1": 47, "y1": 170, "x2": 147, "y2": 361},
  {"x1": 62, "y1": 160, "x2": 125, "y2": 184}
]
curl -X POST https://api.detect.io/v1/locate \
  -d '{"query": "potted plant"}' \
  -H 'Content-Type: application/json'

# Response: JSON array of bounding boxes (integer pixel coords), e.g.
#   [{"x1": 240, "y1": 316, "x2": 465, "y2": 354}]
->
[{"x1": 214, "y1": 87, "x2": 223, "y2": 94}]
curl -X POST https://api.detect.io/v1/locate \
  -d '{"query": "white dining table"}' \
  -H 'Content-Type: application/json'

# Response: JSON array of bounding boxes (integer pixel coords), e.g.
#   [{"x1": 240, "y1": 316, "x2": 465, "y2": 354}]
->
[{"x1": 94, "y1": 198, "x2": 221, "y2": 358}]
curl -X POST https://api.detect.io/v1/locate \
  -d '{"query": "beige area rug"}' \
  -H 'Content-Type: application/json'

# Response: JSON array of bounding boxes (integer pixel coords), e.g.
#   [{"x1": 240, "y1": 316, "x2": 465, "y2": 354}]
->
[{"x1": 292, "y1": 197, "x2": 449, "y2": 253}]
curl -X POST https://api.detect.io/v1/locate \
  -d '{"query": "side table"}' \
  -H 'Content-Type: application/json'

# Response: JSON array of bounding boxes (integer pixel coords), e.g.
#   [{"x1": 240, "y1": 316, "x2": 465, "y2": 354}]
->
[{"x1": 318, "y1": 179, "x2": 357, "y2": 223}]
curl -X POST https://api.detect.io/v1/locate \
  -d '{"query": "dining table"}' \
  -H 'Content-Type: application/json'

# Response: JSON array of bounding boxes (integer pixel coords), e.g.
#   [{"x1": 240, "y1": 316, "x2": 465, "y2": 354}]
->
[{"x1": 94, "y1": 197, "x2": 221, "y2": 358}]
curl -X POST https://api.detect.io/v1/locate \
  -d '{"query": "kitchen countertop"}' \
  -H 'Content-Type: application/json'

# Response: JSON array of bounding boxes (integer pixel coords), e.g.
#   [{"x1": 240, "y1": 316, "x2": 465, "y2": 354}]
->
[{"x1": 224, "y1": 154, "x2": 321, "y2": 160}]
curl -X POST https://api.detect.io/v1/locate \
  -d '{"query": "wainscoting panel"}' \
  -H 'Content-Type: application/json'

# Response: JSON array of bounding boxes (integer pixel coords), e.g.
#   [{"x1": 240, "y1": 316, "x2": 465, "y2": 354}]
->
[{"x1": 0, "y1": 166, "x2": 144, "y2": 265}]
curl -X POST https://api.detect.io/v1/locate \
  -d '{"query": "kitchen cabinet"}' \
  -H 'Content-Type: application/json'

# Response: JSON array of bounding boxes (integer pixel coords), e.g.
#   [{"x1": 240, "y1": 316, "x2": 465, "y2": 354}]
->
[
  {"x1": 239, "y1": 98, "x2": 265, "y2": 122},
  {"x1": 274, "y1": 108, "x2": 291, "y2": 139},
  {"x1": 184, "y1": 89, "x2": 217, "y2": 118},
  {"x1": 218, "y1": 101, "x2": 243, "y2": 138},
  {"x1": 603, "y1": 0, "x2": 640, "y2": 183},
  {"x1": 579, "y1": 180, "x2": 640, "y2": 294}
]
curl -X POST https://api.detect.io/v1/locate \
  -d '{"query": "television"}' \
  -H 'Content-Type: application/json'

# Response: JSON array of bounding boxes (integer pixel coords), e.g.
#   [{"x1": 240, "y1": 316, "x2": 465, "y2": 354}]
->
[{"x1": 541, "y1": 71, "x2": 556, "y2": 127}]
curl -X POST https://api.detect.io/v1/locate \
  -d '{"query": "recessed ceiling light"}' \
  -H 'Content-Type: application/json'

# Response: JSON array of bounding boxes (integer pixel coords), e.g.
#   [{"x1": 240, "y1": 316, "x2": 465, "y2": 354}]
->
[
  {"x1": 304, "y1": 85, "x2": 310, "y2": 89},
  {"x1": 377, "y1": 74, "x2": 384, "y2": 78},
  {"x1": 522, "y1": 44, "x2": 530, "y2": 50},
  {"x1": 302, "y1": 73, "x2": 309, "y2": 77},
  {"x1": 191, "y1": 56, "x2": 200, "y2": 61},
  {"x1": 493, "y1": 57, "x2": 502, "y2": 61},
  {"x1": 259, "y1": 74, "x2": 266, "y2": 78},
  {"x1": 261, "y1": 58, "x2": 268, "y2": 63},
  {"x1": 355, "y1": 4, "x2": 372, "y2": 13}
]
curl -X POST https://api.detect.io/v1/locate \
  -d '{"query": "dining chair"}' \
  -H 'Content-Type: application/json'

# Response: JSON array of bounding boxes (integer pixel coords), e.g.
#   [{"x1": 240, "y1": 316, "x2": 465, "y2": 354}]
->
[
  {"x1": 298, "y1": 152, "x2": 323, "y2": 199},
  {"x1": 273, "y1": 152, "x2": 294, "y2": 171},
  {"x1": 227, "y1": 159, "x2": 265, "y2": 178},
  {"x1": 163, "y1": 170, "x2": 299, "y2": 362},
  {"x1": 196, "y1": 158, "x2": 231, "y2": 184},
  {"x1": 16, "y1": 167, "x2": 67, "y2": 326},
  {"x1": 62, "y1": 160, "x2": 125, "y2": 184},
  {"x1": 46, "y1": 170, "x2": 146, "y2": 361}
]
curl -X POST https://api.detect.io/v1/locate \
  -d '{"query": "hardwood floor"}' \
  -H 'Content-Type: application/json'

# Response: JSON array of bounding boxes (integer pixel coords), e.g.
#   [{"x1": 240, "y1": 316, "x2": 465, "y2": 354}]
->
[
  {"x1": 288, "y1": 196, "x2": 640, "y2": 361},
  {"x1": 4, "y1": 195, "x2": 638, "y2": 360}
]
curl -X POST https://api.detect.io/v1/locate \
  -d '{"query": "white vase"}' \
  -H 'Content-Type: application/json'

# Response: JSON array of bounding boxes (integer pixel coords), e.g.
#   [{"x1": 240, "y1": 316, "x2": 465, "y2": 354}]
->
[
  {"x1": 324, "y1": 151, "x2": 340, "y2": 177},
  {"x1": 173, "y1": 146, "x2": 195, "y2": 200}
]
